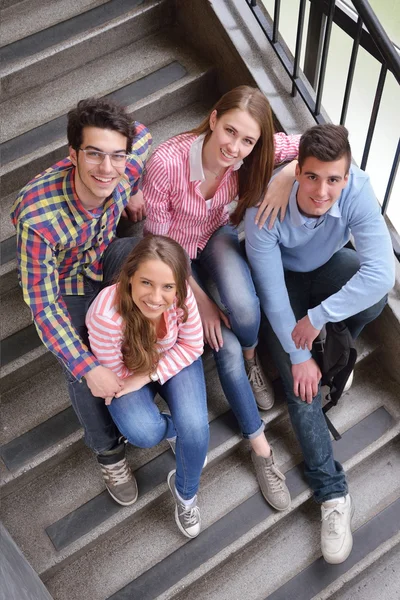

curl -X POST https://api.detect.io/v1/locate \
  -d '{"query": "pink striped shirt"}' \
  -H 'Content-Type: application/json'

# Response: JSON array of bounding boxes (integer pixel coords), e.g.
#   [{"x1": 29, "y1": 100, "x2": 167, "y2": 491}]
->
[
  {"x1": 143, "y1": 132, "x2": 300, "y2": 258},
  {"x1": 86, "y1": 283, "x2": 204, "y2": 384}
]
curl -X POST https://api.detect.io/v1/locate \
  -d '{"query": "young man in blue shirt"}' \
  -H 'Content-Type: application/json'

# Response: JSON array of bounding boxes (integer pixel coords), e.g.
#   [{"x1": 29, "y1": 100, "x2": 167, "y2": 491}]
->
[{"x1": 245, "y1": 123, "x2": 395, "y2": 564}]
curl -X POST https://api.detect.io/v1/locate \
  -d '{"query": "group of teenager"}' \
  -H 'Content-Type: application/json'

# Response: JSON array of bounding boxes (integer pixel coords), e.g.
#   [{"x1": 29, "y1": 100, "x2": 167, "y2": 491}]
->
[{"x1": 12, "y1": 86, "x2": 395, "y2": 563}]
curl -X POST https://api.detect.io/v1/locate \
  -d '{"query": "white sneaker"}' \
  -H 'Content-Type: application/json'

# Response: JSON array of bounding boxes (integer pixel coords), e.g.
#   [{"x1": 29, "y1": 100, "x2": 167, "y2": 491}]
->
[{"x1": 321, "y1": 494, "x2": 354, "y2": 564}]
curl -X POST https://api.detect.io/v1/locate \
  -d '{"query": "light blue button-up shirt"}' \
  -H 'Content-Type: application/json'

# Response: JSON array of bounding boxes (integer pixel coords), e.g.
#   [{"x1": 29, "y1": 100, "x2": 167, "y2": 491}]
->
[{"x1": 245, "y1": 165, "x2": 395, "y2": 364}]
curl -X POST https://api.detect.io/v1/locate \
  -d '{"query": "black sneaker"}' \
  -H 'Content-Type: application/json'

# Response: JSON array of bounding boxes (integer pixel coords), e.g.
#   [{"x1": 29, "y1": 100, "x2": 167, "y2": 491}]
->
[{"x1": 97, "y1": 441, "x2": 138, "y2": 506}]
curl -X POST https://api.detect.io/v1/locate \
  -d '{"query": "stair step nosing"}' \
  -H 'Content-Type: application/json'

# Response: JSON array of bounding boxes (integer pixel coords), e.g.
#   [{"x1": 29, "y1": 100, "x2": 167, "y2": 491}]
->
[
  {"x1": 40, "y1": 407, "x2": 396, "y2": 593},
  {"x1": 36, "y1": 408, "x2": 399, "y2": 580},
  {"x1": 0, "y1": 0, "x2": 162, "y2": 73},
  {"x1": 0, "y1": 67, "x2": 209, "y2": 174},
  {"x1": 310, "y1": 532, "x2": 400, "y2": 600}
]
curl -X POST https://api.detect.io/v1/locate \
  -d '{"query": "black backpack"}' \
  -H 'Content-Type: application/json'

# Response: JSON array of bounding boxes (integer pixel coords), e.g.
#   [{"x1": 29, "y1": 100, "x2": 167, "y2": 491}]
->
[{"x1": 315, "y1": 322, "x2": 357, "y2": 440}]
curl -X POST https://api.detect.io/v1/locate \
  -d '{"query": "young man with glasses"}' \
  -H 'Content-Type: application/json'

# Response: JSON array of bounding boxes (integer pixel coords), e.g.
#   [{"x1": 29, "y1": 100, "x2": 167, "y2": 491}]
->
[
  {"x1": 244, "y1": 124, "x2": 395, "y2": 564},
  {"x1": 11, "y1": 98, "x2": 152, "y2": 506}
]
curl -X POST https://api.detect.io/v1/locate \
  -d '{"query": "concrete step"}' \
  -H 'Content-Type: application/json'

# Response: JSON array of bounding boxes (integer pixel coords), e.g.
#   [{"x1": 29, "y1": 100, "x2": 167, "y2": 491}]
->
[
  {"x1": 0, "y1": 0, "x2": 109, "y2": 47},
  {"x1": 0, "y1": 349, "x2": 242, "y2": 497},
  {"x1": 0, "y1": 0, "x2": 173, "y2": 102},
  {"x1": 328, "y1": 540, "x2": 400, "y2": 600},
  {"x1": 1, "y1": 356, "x2": 399, "y2": 589},
  {"x1": 168, "y1": 441, "x2": 400, "y2": 600},
  {"x1": 0, "y1": 357, "x2": 281, "y2": 577},
  {"x1": 0, "y1": 287, "x2": 32, "y2": 340},
  {"x1": 0, "y1": 321, "x2": 381, "y2": 498},
  {"x1": 0, "y1": 42, "x2": 215, "y2": 199},
  {"x1": 0, "y1": 28, "x2": 209, "y2": 144}
]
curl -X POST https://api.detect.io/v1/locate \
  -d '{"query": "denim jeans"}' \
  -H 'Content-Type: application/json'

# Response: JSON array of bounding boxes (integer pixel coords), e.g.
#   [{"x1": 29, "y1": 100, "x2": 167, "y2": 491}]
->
[
  {"x1": 263, "y1": 247, "x2": 387, "y2": 503},
  {"x1": 192, "y1": 225, "x2": 264, "y2": 439},
  {"x1": 62, "y1": 237, "x2": 140, "y2": 454},
  {"x1": 108, "y1": 358, "x2": 209, "y2": 500}
]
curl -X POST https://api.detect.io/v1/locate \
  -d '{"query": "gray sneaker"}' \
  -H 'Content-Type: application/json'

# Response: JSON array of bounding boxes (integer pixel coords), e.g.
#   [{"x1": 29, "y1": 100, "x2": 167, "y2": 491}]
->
[
  {"x1": 245, "y1": 354, "x2": 274, "y2": 411},
  {"x1": 251, "y1": 447, "x2": 291, "y2": 511},
  {"x1": 97, "y1": 442, "x2": 138, "y2": 506},
  {"x1": 167, "y1": 470, "x2": 201, "y2": 538},
  {"x1": 168, "y1": 437, "x2": 208, "y2": 467}
]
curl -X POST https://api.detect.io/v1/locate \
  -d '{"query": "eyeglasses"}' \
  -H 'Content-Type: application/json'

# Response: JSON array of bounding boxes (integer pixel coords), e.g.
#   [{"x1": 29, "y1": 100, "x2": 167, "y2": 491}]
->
[{"x1": 78, "y1": 148, "x2": 129, "y2": 166}]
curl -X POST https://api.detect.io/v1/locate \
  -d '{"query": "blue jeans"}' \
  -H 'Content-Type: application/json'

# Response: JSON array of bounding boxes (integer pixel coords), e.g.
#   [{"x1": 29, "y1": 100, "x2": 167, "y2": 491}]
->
[
  {"x1": 108, "y1": 358, "x2": 209, "y2": 500},
  {"x1": 263, "y1": 248, "x2": 387, "y2": 503},
  {"x1": 192, "y1": 225, "x2": 264, "y2": 439},
  {"x1": 62, "y1": 237, "x2": 140, "y2": 454}
]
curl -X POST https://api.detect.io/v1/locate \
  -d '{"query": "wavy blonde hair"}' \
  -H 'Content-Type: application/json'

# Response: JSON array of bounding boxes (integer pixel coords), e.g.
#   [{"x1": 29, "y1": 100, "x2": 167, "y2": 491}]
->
[
  {"x1": 115, "y1": 235, "x2": 190, "y2": 375},
  {"x1": 188, "y1": 85, "x2": 275, "y2": 225}
]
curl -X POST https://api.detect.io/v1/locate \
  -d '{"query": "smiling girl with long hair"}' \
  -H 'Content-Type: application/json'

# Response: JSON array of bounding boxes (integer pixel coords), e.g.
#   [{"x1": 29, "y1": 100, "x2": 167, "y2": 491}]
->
[{"x1": 86, "y1": 235, "x2": 209, "y2": 538}]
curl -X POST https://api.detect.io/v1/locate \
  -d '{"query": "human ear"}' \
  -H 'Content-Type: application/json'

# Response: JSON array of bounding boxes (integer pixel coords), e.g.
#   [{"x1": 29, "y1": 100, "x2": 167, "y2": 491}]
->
[
  {"x1": 69, "y1": 146, "x2": 78, "y2": 166},
  {"x1": 209, "y1": 110, "x2": 218, "y2": 131}
]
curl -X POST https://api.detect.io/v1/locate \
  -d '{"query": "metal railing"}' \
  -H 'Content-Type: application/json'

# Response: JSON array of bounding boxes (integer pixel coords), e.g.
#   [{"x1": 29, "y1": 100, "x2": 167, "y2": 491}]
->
[{"x1": 246, "y1": 0, "x2": 400, "y2": 258}]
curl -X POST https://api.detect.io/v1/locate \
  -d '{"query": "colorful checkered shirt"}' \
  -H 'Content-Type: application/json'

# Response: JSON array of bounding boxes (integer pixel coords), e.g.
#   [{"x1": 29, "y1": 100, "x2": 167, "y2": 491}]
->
[{"x1": 11, "y1": 122, "x2": 152, "y2": 380}]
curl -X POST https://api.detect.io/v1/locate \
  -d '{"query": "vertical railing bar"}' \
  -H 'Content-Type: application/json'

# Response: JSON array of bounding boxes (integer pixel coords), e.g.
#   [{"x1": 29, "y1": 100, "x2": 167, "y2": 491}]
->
[
  {"x1": 381, "y1": 138, "x2": 400, "y2": 215},
  {"x1": 315, "y1": 0, "x2": 335, "y2": 116},
  {"x1": 273, "y1": 0, "x2": 281, "y2": 44},
  {"x1": 291, "y1": 0, "x2": 307, "y2": 97},
  {"x1": 361, "y1": 63, "x2": 387, "y2": 170},
  {"x1": 340, "y1": 16, "x2": 363, "y2": 125}
]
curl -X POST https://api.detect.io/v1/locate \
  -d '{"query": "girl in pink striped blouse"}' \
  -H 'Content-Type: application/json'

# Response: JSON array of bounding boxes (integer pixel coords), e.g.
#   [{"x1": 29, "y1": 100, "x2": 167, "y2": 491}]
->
[
  {"x1": 86, "y1": 235, "x2": 209, "y2": 539},
  {"x1": 143, "y1": 86, "x2": 299, "y2": 511}
]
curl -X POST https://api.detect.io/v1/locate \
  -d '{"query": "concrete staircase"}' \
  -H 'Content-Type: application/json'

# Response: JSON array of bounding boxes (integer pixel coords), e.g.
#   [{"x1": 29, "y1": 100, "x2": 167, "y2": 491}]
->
[{"x1": 1, "y1": 1, "x2": 400, "y2": 599}]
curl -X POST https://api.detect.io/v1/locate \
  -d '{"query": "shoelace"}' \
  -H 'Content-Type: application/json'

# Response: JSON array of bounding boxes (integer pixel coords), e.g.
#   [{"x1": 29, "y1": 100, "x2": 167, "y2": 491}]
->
[
  {"x1": 322, "y1": 504, "x2": 345, "y2": 535},
  {"x1": 101, "y1": 458, "x2": 132, "y2": 486},
  {"x1": 264, "y1": 463, "x2": 286, "y2": 492},
  {"x1": 247, "y1": 364, "x2": 267, "y2": 391},
  {"x1": 178, "y1": 503, "x2": 200, "y2": 527}
]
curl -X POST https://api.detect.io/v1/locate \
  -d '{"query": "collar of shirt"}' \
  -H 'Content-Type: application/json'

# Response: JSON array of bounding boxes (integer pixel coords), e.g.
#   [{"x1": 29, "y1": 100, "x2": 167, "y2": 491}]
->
[
  {"x1": 289, "y1": 181, "x2": 342, "y2": 228},
  {"x1": 189, "y1": 133, "x2": 243, "y2": 182},
  {"x1": 62, "y1": 166, "x2": 126, "y2": 222}
]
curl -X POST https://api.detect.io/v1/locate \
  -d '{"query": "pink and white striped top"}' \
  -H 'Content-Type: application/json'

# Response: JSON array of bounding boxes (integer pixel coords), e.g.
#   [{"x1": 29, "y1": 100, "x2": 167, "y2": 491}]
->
[
  {"x1": 86, "y1": 283, "x2": 204, "y2": 384},
  {"x1": 143, "y1": 132, "x2": 300, "y2": 258}
]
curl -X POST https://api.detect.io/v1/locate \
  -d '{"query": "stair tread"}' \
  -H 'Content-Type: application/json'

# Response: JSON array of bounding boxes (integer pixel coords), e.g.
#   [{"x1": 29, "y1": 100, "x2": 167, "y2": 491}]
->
[
  {"x1": 44, "y1": 427, "x2": 400, "y2": 600},
  {"x1": 1, "y1": 361, "x2": 399, "y2": 581},
  {"x1": 168, "y1": 442, "x2": 400, "y2": 600},
  {"x1": 0, "y1": 0, "x2": 109, "y2": 48},
  {"x1": 329, "y1": 541, "x2": 400, "y2": 600},
  {"x1": 0, "y1": 30, "x2": 208, "y2": 144}
]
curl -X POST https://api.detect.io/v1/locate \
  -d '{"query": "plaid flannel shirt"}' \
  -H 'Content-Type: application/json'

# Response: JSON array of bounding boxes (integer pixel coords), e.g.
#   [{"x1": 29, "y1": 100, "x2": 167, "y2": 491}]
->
[{"x1": 11, "y1": 122, "x2": 152, "y2": 380}]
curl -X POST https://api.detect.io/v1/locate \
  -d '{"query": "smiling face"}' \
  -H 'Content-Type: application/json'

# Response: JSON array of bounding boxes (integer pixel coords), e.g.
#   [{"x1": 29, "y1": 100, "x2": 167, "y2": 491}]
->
[
  {"x1": 130, "y1": 259, "x2": 177, "y2": 322},
  {"x1": 295, "y1": 156, "x2": 349, "y2": 217},
  {"x1": 204, "y1": 108, "x2": 261, "y2": 169},
  {"x1": 69, "y1": 126, "x2": 128, "y2": 209}
]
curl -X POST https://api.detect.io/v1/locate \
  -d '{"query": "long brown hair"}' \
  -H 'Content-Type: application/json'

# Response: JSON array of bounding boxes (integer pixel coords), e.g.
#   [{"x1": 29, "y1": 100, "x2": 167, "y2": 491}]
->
[
  {"x1": 116, "y1": 235, "x2": 190, "y2": 375},
  {"x1": 188, "y1": 85, "x2": 275, "y2": 225}
]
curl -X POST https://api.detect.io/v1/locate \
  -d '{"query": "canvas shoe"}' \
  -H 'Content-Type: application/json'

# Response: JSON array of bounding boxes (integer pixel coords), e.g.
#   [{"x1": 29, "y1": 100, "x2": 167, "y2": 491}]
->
[
  {"x1": 245, "y1": 354, "x2": 275, "y2": 410},
  {"x1": 321, "y1": 494, "x2": 354, "y2": 564},
  {"x1": 251, "y1": 447, "x2": 291, "y2": 510},
  {"x1": 97, "y1": 440, "x2": 138, "y2": 506},
  {"x1": 167, "y1": 470, "x2": 201, "y2": 538}
]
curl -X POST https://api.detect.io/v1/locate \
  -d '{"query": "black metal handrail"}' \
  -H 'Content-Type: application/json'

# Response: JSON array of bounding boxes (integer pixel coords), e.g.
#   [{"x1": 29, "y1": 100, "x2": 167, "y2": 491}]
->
[{"x1": 245, "y1": 0, "x2": 400, "y2": 258}]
